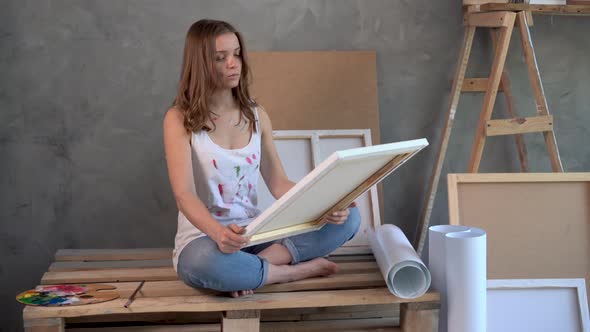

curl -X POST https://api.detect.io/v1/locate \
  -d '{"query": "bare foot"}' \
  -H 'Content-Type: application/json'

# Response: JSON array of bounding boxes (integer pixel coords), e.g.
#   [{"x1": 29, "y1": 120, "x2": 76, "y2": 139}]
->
[
  {"x1": 229, "y1": 289, "x2": 254, "y2": 298},
  {"x1": 288, "y1": 257, "x2": 339, "y2": 282}
]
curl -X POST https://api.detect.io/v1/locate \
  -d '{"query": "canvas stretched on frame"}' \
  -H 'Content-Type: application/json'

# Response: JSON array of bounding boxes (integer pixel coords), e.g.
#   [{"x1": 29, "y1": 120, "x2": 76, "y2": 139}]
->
[
  {"x1": 258, "y1": 130, "x2": 380, "y2": 253},
  {"x1": 447, "y1": 172, "x2": 590, "y2": 306},
  {"x1": 487, "y1": 279, "x2": 589, "y2": 332},
  {"x1": 245, "y1": 138, "x2": 429, "y2": 246}
]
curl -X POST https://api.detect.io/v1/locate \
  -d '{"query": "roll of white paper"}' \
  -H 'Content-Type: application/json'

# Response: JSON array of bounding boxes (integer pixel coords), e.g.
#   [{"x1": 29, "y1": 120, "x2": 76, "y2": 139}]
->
[
  {"x1": 428, "y1": 225, "x2": 471, "y2": 332},
  {"x1": 369, "y1": 224, "x2": 431, "y2": 299},
  {"x1": 446, "y1": 228, "x2": 487, "y2": 332}
]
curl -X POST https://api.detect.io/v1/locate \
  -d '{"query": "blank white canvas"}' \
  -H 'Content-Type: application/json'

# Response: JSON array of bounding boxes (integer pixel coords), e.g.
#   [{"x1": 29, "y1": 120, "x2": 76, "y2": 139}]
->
[{"x1": 487, "y1": 279, "x2": 589, "y2": 332}]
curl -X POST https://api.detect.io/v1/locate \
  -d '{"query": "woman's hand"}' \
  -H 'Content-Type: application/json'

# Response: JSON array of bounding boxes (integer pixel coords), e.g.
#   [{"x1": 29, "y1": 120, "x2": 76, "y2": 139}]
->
[
  {"x1": 325, "y1": 202, "x2": 357, "y2": 225},
  {"x1": 211, "y1": 224, "x2": 250, "y2": 254}
]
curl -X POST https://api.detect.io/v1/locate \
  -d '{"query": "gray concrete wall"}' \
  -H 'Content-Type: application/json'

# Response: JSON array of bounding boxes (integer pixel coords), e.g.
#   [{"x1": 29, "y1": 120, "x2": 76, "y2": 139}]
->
[{"x1": 1, "y1": 1, "x2": 588, "y2": 330}]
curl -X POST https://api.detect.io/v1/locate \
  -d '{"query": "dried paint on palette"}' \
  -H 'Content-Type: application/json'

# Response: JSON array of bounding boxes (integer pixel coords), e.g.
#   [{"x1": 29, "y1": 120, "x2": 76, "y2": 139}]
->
[
  {"x1": 17, "y1": 290, "x2": 82, "y2": 306},
  {"x1": 35, "y1": 284, "x2": 88, "y2": 296}
]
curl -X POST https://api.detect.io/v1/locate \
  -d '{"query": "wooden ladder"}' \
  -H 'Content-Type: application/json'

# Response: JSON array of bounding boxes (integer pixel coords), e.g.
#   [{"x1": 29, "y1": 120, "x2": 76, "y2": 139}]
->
[{"x1": 414, "y1": 10, "x2": 563, "y2": 255}]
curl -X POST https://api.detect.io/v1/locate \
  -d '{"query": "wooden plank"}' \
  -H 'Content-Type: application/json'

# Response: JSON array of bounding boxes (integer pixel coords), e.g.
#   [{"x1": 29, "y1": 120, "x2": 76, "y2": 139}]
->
[
  {"x1": 49, "y1": 255, "x2": 374, "y2": 272},
  {"x1": 463, "y1": 0, "x2": 508, "y2": 4},
  {"x1": 485, "y1": 115, "x2": 553, "y2": 136},
  {"x1": 41, "y1": 267, "x2": 176, "y2": 284},
  {"x1": 261, "y1": 304, "x2": 399, "y2": 322},
  {"x1": 68, "y1": 318, "x2": 401, "y2": 332},
  {"x1": 49, "y1": 259, "x2": 172, "y2": 271},
  {"x1": 489, "y1": 29, "x2": 529, "y2": 172},
  {"x1": 461, "y1": 78, "x2": 495, "y2": 92},
  {"x1": 65, "y1": 303, "x2": 399, "y2": 325},
  {"x1": 525, "y1": 10, "x2": 534, "y2": 27},
  {"x1": 452, "y1": 172, "x2": 590, "y2": 183},
  {"x1": 480, "y1": 3, "x2": 590, "y2": 15},
  {"x1": 68, "y1": 325, "x2": 218, "y2": 332},
  {"x1": 332, "y1": 246, "x2": 373, "y2": 256},
  {"x1": 41, "y1": 262, "x2": 380, "y2": 285},
  {"x1": 414, "y1": 26, "x2": 476, "y2": 255},
  {"x1": 516, "y1": 12, "x2": 563, "y2": 172},
  {"x1": 328, "y1": 254, "x2": 375, "y2": 262},
  {"x1": 260, "y1": 272, "x2": 385, "y2": 293},
  {"x1": 468, "y1": 12, "x2": 516, "y2": 173},
  {"x1": 447, "y1": 174, "x2": 461, "y2": 230},
  {"x1": 55, "y1": 247, "x2": 370, "y2": 262},
  {"x1": 23, "y1": 288, "x2": 440, "y2": 319},
  {"x1": 499, "y1": 72, "x2": 529, "y2": 171},
  {"x1": 24, "y1": 318, "x2": 65, "y2": 332},
  {"x1": 55, "y1": 248, "x2": 172, "y2": 262},
  {"x1": 222, "y1": 310, "x2": 260, "y2": 332},
  {"x1": 400, "y1": 302, "x2": 440, "y2": 332},
  {"x1": 56, "y1": 272, "x2": 384, "y2": 299},
  {"x1": 261, "y1": 318, "x2": 400, "y2": 331},
  {"x1": 465, "y1": 11, "x2": 514, "y2": 27}
]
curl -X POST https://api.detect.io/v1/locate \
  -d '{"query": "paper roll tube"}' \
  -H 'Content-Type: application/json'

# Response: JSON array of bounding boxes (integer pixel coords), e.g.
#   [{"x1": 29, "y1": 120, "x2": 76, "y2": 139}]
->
[
  {"x1": 369, "y1": 224, "x2": 431, "y2": 299},
  {"x1": 428, "y1": 225, "x2": 471, "y2": 332},
  {"x1": 446, "y1": 227, "x2": 487, "y2": 332}
]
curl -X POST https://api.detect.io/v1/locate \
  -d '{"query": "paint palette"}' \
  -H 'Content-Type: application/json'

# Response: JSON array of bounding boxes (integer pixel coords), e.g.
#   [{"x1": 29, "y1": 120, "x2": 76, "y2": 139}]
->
[{"x1": 16, "y1": 284, "x2": 119, "y2": 306}]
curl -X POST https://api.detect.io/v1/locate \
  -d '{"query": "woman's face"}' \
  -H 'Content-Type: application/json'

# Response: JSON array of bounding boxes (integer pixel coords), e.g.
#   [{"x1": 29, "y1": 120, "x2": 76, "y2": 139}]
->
[{"x1": 214, "y1": 32, "x2": 242, "y2": 89}]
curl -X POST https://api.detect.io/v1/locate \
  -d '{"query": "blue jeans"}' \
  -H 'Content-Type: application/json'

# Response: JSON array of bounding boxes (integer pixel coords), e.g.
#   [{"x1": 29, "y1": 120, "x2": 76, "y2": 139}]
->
[{"x1": 177, "y1": 207, "x2": 361, "y2": 292}]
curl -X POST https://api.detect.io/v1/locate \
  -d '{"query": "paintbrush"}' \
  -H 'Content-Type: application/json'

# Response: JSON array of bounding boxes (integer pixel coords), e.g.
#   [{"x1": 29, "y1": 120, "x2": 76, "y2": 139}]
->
[{"x1": 124, "y1": 280, "x2": 145, "y2": 308}]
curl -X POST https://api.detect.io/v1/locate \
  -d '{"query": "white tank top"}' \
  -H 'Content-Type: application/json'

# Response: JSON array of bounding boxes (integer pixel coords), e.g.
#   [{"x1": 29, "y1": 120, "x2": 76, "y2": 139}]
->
[{"x1": 173, "y1": 108, "x2": 262, "y2": 271}]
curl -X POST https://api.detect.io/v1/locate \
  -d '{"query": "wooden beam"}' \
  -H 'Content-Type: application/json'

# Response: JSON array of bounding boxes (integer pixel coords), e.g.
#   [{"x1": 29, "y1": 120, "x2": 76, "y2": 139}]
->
[
  {"x1": 54, "y1": 246, "x2": 369, "y2": 262},
  {"x1": 222, "y1": 310, "x2": 260, "y2": 332},
  {"x1": 55, "y1": 248, "x2": 172, "y2": 262},
  {"x1": 40, "y1": 261, "x2": 380, "y2": 284},
  {"x1": 465, "y1": 11, "x2": 514, "y2": 27},
  {"x1": 451, "y1": 172, "x2": 590, "y2": 184},
  {"x1": 68, "y1": 319, "x2": 402, "y2": 332},
  {"x1": 65, "y1": 303, "x2": 399, "y2": 325},
  {"x1": 24, "y1": 318, "x2": 65, "y2": 332},
  {"x1": 69, "y1": 325, "x2": 218, "y2": 332},
  {"x1": 486, "y1": 115, "x2": 553, "y2": 136},
  {"x1": 516, "y1": 12, "x2": 563, "y2": 172},
  {"x1": 461, "y1": 78, "x2": 491, "y2": 92},
  {"x1": 414, "y1": 26, "x2": 476, "y2": 255},
  {"x1": 463, "y1": 0, "x2": 508, "y2": 4},
  {"x1": 468, "y1": 13, "x2": 516, "y2": 173},
  {"x1": 23, "y1": 289, "x2": 440, "y2": 319},
  {"x1": 501, "y1": 71, "x2": 529, "y2": 172},
  {"x1": 400, "y1": 302, "x2": 440, "y2": 332},
  {"x1": 480, "y1": 3, "x2": 590, "y2": 15},
  {"x1": 261, "y1": 318, "x2": 400, "y2": 331}
]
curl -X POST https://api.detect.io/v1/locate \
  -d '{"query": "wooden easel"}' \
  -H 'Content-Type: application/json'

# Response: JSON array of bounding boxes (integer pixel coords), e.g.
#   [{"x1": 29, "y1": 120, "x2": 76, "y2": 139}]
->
[{"x1": 413, "y1": 8, "x2": 574, "y2": 255}]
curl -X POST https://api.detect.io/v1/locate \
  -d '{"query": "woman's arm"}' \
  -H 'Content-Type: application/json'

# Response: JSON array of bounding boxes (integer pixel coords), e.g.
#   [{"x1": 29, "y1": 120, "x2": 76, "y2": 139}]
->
[
  {"x1": 258, "y1": 108, "x2": 296, "y2": 199},
  {"x1": 163, "y1": 108, "x2": 249, "y2": 253}
]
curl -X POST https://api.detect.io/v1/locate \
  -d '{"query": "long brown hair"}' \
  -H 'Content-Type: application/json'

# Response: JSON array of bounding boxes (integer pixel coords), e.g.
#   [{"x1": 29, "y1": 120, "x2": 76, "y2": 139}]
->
[{"x1": 173, "y1": 19, "x2": 257, "y2": 133}]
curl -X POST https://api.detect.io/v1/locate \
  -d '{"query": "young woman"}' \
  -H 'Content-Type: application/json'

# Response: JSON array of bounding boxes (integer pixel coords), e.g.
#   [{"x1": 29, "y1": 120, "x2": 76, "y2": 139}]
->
[{"x1": 163, "y1": 19, "x2": 361, "y2": 298}]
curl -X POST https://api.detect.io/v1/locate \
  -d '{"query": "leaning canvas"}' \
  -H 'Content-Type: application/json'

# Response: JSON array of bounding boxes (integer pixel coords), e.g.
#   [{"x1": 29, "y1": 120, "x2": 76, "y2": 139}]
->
[{"x1": 244, "y1": 138, "x2": 429, "y2": 246}]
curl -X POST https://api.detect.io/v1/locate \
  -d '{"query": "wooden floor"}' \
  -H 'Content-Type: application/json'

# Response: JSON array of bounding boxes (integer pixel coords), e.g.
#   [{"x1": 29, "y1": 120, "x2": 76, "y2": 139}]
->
[{"x1": 23, "y1": 248, "x2": 439, "y2": 332}]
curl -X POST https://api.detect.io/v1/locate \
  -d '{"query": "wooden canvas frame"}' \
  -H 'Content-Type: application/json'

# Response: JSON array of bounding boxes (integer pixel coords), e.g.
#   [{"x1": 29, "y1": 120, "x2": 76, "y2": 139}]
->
[
  {"x1": 245, "y1": 139, "x2": 429, "y2": 246},
  {"x1": 447, "y1": 172, "x2": 590, "y2": 306},
  {"x1": 487, "y1": 279, "x2": 589, "y2": 332},
  {"x1": 261, "y1": 130, "x2": 381, "y2": 253}
]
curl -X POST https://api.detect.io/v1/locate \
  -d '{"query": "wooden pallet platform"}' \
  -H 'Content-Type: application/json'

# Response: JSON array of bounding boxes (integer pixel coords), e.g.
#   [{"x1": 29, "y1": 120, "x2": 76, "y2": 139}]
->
[{"x1": 23, "y1": 248, "x2": 439, "y2": 332}]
